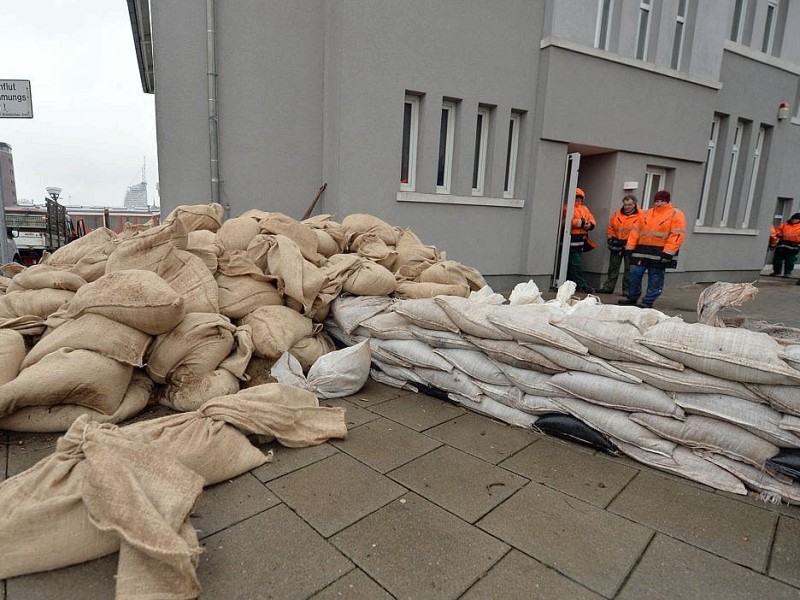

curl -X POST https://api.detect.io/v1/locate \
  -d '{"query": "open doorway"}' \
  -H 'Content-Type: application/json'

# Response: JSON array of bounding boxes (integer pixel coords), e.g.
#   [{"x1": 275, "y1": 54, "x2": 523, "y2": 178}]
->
[{"x1": 552, "y1": 152, "x2": 580, "y2": 288}]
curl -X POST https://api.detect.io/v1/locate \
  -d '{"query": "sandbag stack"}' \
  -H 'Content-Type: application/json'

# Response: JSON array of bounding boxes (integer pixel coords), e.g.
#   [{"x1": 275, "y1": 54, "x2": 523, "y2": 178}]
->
[{"x1": 326, "y1": 283, "x2": 800, "y2": 504}]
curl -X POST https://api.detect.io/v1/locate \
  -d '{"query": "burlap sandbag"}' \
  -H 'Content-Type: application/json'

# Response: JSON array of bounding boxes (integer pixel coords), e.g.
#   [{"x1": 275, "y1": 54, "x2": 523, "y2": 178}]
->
[
  {"x1": 341, "y1": 256, "x2": 397, "y2": 296},
  {"x1": 0, "y1": 348, "x2": 134, "y2": 417},
  {"x1": 23, "y1": 313, "x2": 152, "y2": 369},
  {"x1": 392, "y1": 228, "x2": 438, "y2": 277},
  {"x1": 105, "y1": 219, "x2": 189, "y2": 273},
  {"x1": 164, "y1": 202, "x2": 224, "y2": 232},
  {"x1": 395, "y1": 280, "x2": 470, "y2": 299},
  {"x1": 6, "y1": 264, "x2": 87, "y2": 292},
  {"x1": 312, "y1": 228, "x2": 342, "y2": 257},
  {"x1": 217, "y1": 216, "x2": 262, "y2": 252},
  {"x1": 0, "y1": 288, "x2": 75, "y2": 319},
  {"x1": 241, "y1": 305, "x2": 319, "y2": 360},
  {"x1": 146, "y1": 313, "x2": 237, "y2": 384},
  {"x1": 0, "y1": 371, "x2": 153, "y2": 432},
  {"x1": 258, "y1": 212, "x2": 325, "y2": 266},
  {"x1": 418, "y1": 260, "x2": 486, "y2": 291},
  {"x1": 289, "y1": 331, "x2": 336, "y2": 372},
  {"x1": 0, "y1": 329, "x2": 26, "y2": 385},
  {"x1": 0, "y1": 315, "x2": 46, "y2": 336},
  {"x1": 218, "y1": 324, "x2": 255, "y2": 380},
  {"x1": 350, "y1": 233, "x2": 397, "y2": 270},
  {"x1": 64, "y1": 269, "x2": 185, "y2": 335},
  {"x1": 43, "y1": 227, "x2": 117, "y2": 267},
  {"x1": 303, "y1": 214, "x2": 347, "y2": 255},
  {"x1": 65, "y1": 251, "x2": 111, "y2": 282},
  {"x1": 155, "y1": 247, "x2": 220, "y2": 314},
  {"x1": 160, "y1": 366, "x2": 241, "y2": 412},
  {"x1": 216, "y1": 273, "x2": 283, "y2": 319},
  {"x1": 186, "y1": 229, "x2": 224, "y2": 273},
  {"x1": 342, "y1": 213, "x2": 400, "y2": 247},
  {"x1": 0, "y1": 274, "x2": 10, "y2": 292}
]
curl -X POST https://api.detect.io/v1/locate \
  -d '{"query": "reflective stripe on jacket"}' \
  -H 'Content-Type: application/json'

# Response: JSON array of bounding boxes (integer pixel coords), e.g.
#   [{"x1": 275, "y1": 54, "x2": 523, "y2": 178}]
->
[
  {"x1": 775, "y1": 222, "x2": 800, "y2": 250},
  {"x1": 626, "y1": 204, "x2": 686, "y2": 266},
  {"x1": 606, "y1": 208, "x2": 640, "y2": 247},
  {"x1": 569, "y1": 201, "x2": 596, "y2": 251}
]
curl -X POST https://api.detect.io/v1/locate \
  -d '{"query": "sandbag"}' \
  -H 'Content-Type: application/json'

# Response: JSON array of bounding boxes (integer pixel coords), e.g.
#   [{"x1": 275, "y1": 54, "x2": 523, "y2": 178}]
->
[
  {"x1": 747, "y1": 384, "x2": 800, "y2": 417},
  {"x1": 289, "y1": 332, "x2": 336, "y2": 372},
  {"x1": 392, "y1": 228, "x2": 437, "y2": 276},
  {"x1": 373, "y1": 339, "x2": 454, "y2": 371},
  {"x1": 433, "y1": 348, "x2": 510, "y2": 385},
  {"x1": 216, "y1": 272, "x2": 283, "y2": 319},
  {"x1": 415, "y1": 367, "x2": 484, "y2": 402},
  {"x1": 0, "y1": 289, "x2": 75, "y2": 319},
  {"x1": 341, "y1": 257, "x2": 397, "y2": 296},
  {"x1": 418, "y1": 260, "x2": 486, "y2": 291},
  {"x1": 0, "y1": 329, "x2": 26, "y2": 385},
  {"x1": 273, "y1": 340, "x2": 371, "y2": 399},
  {"x1": 394, "y1": 297, "x2": 460, "y2": 332},
  {"x1": 408, "y1": 324, "x2": 475, "y2": 349},
  {"x1": 488, "y1": 305, "x2": 588, "y2": 353},
  {"x1": 43, "y1": 227, "x2": 117, "y2": 268},
  {"x1": 434, "y1": 296, "x2": 512, "y2": 340},
  {"x1": 329, "y1": 295, "x2": 394, "y2": 334},
  {"x1": 492, "y1": 361, "x2": 565, "y2": 397},
  {"x1": 186, "y1": 229, "x2": 224, "y2": 272},
  {"x1": 534, "y1": 413, "x2": 619, "y2": 454},
  {"x1": 465, "y1": 337, "x2": 564, "y2": 374},
  {"x1": 164, "y1": 202, "x2": 224, "y2": 232},
  {"x1": 567, "y1": 302, "x2": 667, "y2": 332},
  {"x1": 350, "y1": 233, "x2": 397, "y2": 269},
  {"x1": 6, "y1": 264, "x2": 87, "y2": 292},
  {"x1": 105, "y1": 219, "x2": 188, "y2": 273},
  {"x1": 450, "y1": 394, "x2": 537, "y2": 428},
  {"x1": 217, "y1": 216, "x2": 261, "y2": 251},
  {"x1": 524, "y1": 343, "x2": 641, "y2": 383},
  {"x1": 157, "y1": 247, "x2": 220, "y2": 314},
  {"x1": 357, "y1": 311, "x2": 414, "y2": 340},
  {"x1": 302, "y1": 214, "x2": 347, "y2": 255},
  {"x1": 342, "y1": 213, "x2": 400, "y2": 247},
  {"x1": 160, "y1": 367, "x2": 241, "y2": 412},
  {"x1": 257, "y1": 212, "x2": 324, "y2": 265},
  {"x1": 394, "y1": 281, "x2": 470, "y2": 299},
  {"x1": 702, "y1": 452, "x2": 800, "y2": 505},
  {"x1": 241, "y1": 305, "x2": 318, "y2": 360}
]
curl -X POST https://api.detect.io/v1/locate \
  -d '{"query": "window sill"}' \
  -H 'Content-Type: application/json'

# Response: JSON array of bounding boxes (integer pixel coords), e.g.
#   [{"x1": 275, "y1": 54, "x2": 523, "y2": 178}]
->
[
  {"x1": 396, "y1": 191, "x2": 524, "y2": 208},
  {"x1": 693, "y1": 225, "x2": 760, "y2": 236}
]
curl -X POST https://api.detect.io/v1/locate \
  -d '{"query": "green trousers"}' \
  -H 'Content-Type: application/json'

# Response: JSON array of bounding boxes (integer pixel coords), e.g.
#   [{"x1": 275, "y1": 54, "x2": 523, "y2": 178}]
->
[
  {"x1": 600, "y1": 251, "x2": 631, "y2": 293},
  {"x1": 773, "y1": 248, "x2": 798, "y2": 276},
  {"x1": 567, "y1": 251, "x2": 589, "y2": 289}
]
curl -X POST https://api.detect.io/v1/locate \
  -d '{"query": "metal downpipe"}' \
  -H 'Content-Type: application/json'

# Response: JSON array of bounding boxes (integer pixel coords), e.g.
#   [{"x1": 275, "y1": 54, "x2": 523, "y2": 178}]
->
[{"x1": 207, "y1": 0, "x2": 221, "y2": 206}]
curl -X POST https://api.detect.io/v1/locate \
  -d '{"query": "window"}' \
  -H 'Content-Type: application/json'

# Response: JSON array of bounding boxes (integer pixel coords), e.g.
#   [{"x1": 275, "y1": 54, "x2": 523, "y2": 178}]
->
[
  {"x1": 472, "y1": 107, "x2": 490, "y2": 196},
  {"x1": 503, "y1": 112, "x2": 521, "y2": 198},
  {"x1": 400, "y1": 95, "x2": 420, "y2": 191},
  {"x1": 636, "y1": 0, "x2": 652, "y2": 60},
  {"x1": 697, "y1": 116, "x2": 720, "y2": 225},
  {"x1": 642, "y1": 167, "x2": 666, "y2": 210},
  {"x1": 742, "y1": 125, "x2": 766, "y2": 228},
  {"x1": 762, "y1": 0, "x2": 778, "y2": 54},
  {"x1": 436, "y1": 101, "x2": 456, "y2": 194},
  {"x1": 595, "y1": 0, "x2": 614, "y2": 50},
  {"x1": 671, "y1": 0, "x2": 688, "y2": 69},
  {"x1": 730, "y1": 0, "x2": 747, "y2": 42},
  {"x1": 721, "y1": 121, "x2": 745, "y2": 227}
]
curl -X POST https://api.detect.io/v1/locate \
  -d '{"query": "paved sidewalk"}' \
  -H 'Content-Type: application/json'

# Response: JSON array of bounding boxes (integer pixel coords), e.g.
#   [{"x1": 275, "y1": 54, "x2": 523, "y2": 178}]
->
[{"x1": 2, "y1": 276, "x2": 800, "y2": 599}]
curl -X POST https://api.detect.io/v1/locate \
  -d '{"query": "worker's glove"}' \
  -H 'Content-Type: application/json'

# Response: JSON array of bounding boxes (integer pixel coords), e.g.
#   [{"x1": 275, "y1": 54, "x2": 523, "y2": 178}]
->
[
  {"x1": 660, "y1": 252, "x2": 673, "y2": 264},
  {"x1": 585, "y1": 222, "x2": 595, "y2": 231}
]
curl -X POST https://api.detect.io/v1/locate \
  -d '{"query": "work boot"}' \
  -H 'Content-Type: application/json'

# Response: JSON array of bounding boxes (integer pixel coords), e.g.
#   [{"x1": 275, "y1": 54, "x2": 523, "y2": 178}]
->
[
  {"x1": 639, "y1": 302, "x2": 654, "y2": 308},
  {"x1": 577, "y1": 286, "x2": 595, "y2": 294},
  {"x1": 617, "y1": 297, "x2": 638, "y2": 306}
]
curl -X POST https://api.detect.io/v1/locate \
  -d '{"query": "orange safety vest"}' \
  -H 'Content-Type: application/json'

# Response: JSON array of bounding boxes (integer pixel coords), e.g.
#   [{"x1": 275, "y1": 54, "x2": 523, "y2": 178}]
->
[
  {"x1": 769, "y1": 225, "x2": 778, "y2": 247},
  {"x1": 775, "y1": 221, "x2": 800, "y2": 250},
  {"x1": 606, "y1": 208, "x2": 640, "y2": 246},
  {"x1": 626, "y1": 203, "x2": 686, "y2": 267},
  {"x1": 569, "y1": 201, "x2": 596, "y2": 251}
]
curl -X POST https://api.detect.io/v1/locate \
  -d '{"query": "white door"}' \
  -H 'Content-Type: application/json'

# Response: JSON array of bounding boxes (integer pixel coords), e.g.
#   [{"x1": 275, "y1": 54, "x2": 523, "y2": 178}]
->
[
  {"x1": 641, "y1": 168, "x2": 666, "y2": 209},
  {"x1": 553, "y1": 152, "x2": 581, "y2": 287}
]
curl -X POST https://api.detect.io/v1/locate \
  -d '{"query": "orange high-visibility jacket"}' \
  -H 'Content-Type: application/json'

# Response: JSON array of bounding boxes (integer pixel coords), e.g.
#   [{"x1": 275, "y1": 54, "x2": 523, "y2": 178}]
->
[
  {"x1": 775, "y1": 222, "x2": 800, "y2": 250},
  {"x1": 606, "y1": 208, "x2": 640, "y2": 246},
  {"x1": 769, "y1": 225, "x2": 779, "y2": 247},
  {"x1": 569, "y1": 201, "x2": 596, "y2": 251},
  {"x1": 626, "y1": 203, "x2": 686, "y2": 266}
]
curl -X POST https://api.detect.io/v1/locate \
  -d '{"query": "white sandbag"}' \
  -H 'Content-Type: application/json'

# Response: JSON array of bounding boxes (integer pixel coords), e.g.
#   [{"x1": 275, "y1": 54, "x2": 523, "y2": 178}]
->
[
  {"x1": 492, "y1": 361, "x2": 566, "y2": 397},
  {"x1": 415, "y1": 367, "x2": 483, "y2": 402},
  {"x1": 611, "y1": 362, "x2": 765, "y2": 402},
  {"x1": 518, "y1": 394, "x2": 567, "y2": 415},
  {"x1": 393, "y1": 298, "x2": 459, "y2": 332},
  {"x1": 273, "y1": 340, "x2": 371, "y2": 399},
  {"x1": 324, "y1": 319, "x2": 369, "y2": 348},
  {"x1": 780, "y1": 414, "x2": 800, "y2": 434},
  {"x1": 701, "y1": 452, "x2": 800, "y2": 505},
  {"x1": 630, "y1": 413, "x2": 780, "y2": 468},
  {"x1": 471, "y1": 380, "x2": 523, "y2": 406},
  {"x1": 746, "y1": 384, "x2": 800, "y2": 417},
  {"x1": 674, "y1": 393, "x2": 800, "y2": 448},
  {"x1": 467, "y1": 285, "x2": 504, "y2": 304},
  {"x1": 779, "y1": 345, "x2": 800, "y2": 371},
  {"x1": 434, "y1": 296, "x2": 511, "y2": 340},
  {"x1": 524, "y1": 343, "x2": 641, "y2": 384},
  {"x1": 371, "y1": 359, "x2": 427, "y2": 386},
  {"x1": 160, "y1": 367, "x2": 241, "y2": 412},
  {"x1": 376, "y1": 339, "x2": 454, "y2": 372},
  {"x1": 329, "y1": 295, "x2": 393, "y2": 334},
  {"x1": 408, "y1": 324, "x2": 475, "y2": 350},
  {"x1": 241, "y1": 306, "x2": 318, "y2": 360},
  {"x1": 488, "y1": 305, "x2": 588, "y2": 354},
  {"x1": 370, "y1": 368, "x2": 418, "y2": 392},
  {"x1": 549, "y1": 372, "x2": 683, "y2": 418},
  {"x1": 551, "y1": 315, "x2": 682, "y2": 369},
  {"x1": 357, "y1": 311, "x2": 415, "y2": 340},
  {"x1": 433, "y1": 348, "x2": 510, "y2": 385},
  {"x1": 639, "y1": 318, "x2": 800, "y2": 384},
  {"x1": 449, "y1": 393, "x2": 538, "y2": 428},
  {"x1": 551, "y1": 397, "x2": 677, "y2": 457},
  {"x1": 508, "y1": 280, "x2": 544, "y2": 305},
  {"x1": 369, "y1": 338, "x2": 414, "y2": 368},
  {"x1": 0, "y1": 329, "x2": 26, "y2": 385},
  {"x1": 567, "y1": 302, "x2": 667, "y2": 332},
  {"x1": 465, "y1": 336, "x2": 564, "y2": 374},
  {"x1": 616, "y1": 441, "x2": 747, "y2": 495}
]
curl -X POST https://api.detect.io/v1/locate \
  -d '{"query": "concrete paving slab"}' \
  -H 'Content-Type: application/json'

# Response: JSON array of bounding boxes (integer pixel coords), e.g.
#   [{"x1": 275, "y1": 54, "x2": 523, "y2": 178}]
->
[
  {"x1": 268, "y1": 452, "x2": 406, "y2": 537},
  {"x1": 617, "y1": 533, "x2": 800, "y2": 600},
  {"x1": 460, "y1": 549, "x2": 604, "y2": 600},
  {"x1": 330, "y1": 417, "x2": 441, "y2": 473},
  {"x1": 368, "y1": 392, "x2": 465, "y2": 431},
  {"x1": 5, "y1": 554, "x2": 117, "y2": 600},
  {"x1": 310, "y1": 569, "x2": 393, "y2": 600},
  {"x1": 478, "y1": 482, "x2": 652, "y2": 598},
  {"x1": 389, "y1": 445, "x2": 528, "y2": 522},
  {"x1": 191, "y1": 472, "x2": 280, "y2": 540},
  {"x1": 5, "y1": 432, "x2": 57, "y2": 477},
  {"x1": 500, "y1": 436, "x2": 638, "y2": 508},
  {"x1": 769, "y1": 515, "x2": 800, "y2": 588},
  {"x1": 251, "y1": 442, "x2": 339, "y2": 483},
  {"x1": 340, "y1": 379, "x2": 409, "y2": 407},
  {"x1": 608, "y1": 471, "x2": 777, "y2": 572},
  {"x1": 331, "y1": 492, "x2": 508, "y2": 600},
  {"x1": 425, "y1": 411, "x2": 538, "y2": 464},
  {"x1": 319, "y1": 397, "x2": 382, "y2": 429},
  {"x1": 197, "y1": 504, "x2": 353, "y2": 599}
]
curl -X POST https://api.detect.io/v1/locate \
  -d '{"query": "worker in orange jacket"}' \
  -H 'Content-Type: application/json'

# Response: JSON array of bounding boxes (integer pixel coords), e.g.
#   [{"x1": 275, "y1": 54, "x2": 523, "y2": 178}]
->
[
  {"x1": 599, "y1": 194, "x2": 640, "y2": 295},
  {"x1": 770, "y1": 213, "x2": 800, "y2": 278},
  {"x1": 618, "y1": 189, "x2": 686, "y2": 308},
  {"x1": 566, "y1": 187, "x2": 596, "y2": 293}
]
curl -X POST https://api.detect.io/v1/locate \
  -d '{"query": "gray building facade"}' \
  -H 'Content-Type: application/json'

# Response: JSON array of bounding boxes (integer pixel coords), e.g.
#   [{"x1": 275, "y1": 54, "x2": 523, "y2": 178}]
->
[{"x1": 128, "y1": 0, "x2": 800, "y2": 289}]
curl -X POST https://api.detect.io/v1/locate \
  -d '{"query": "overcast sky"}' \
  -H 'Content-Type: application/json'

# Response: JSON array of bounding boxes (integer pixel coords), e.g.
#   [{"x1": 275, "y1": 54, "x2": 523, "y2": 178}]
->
[{"x1": 0, "y1": 0, "x2": 158, "y2": 208}]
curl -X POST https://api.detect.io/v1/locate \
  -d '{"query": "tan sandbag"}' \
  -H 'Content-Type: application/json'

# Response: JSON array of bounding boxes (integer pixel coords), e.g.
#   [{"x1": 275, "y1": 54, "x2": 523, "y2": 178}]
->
[
  {"x1": 216, "y1": 273, "x2": 283, "y2": 319},
  {"x1": 64, "y1": 270, "x2": 185, "y2": 335},
  {"x1": 160, "y1": 366, "x2": 240, "y2": 412},
  {"x1": 105, "y1": 219, "x2": 189, "y2": 273},
  {"x1": 0, "y1": 348, "x2": 133, "y2": 417},
  {"x1": 392, "y1": 228, "x2": 438, "y2": 276},
  {"x1": 0, "y1": 274, "x2": 11, "y2": 292},
  {"x1": 244, "y1": 356, "x2": 278, "y2": 387},
  {"x1": 394, "y1": 280, "x2": 470, "y2": 299},
  {"x1": 312, "y1": 228, "x2": 341, "y2": 257},
  {"x1": 0, "y1": 329, "x2": 26, "y2": 385},
  {"x1": 43, "y1": 227, "x2": 117, "y2": 266},
  {"x1": 217, "y1": 216, "x2": 261, "y2": 251},
  {"x1": 218, "y1": 324, "x2": 255, "y2": 379},
  {"x1": 303, "y1": 214, "x2": 347, "y2": 254},
  {"x1": 164, "y1": 202, "x2": 224, "y2": 232},
  {"x1": 0, "y1": 288, "x2": 75, "y2": 319},
  {"x1": 6, "y1": 264, "x2": 86, "y2": 292},
  {"x1": 0, "y1": 371, "x2": 153, "y2": 432},
  {"x1": 258, "y1": 212, "x2": 325, "y2": 266},
  {"x1": 23, "y1": 313, "x2": 152, "y2": 369},
  {"x1": 350, "y1": 233, "x2": 397, "y2": 269},
  {"x1": 241, "y1": 305, "x2": 319, "y2": 360},
  {"x1": 341, "y1": 256, "x2": 397, "y2": 296},
  {"x1": 157, "y1": 247, "x2": 220, "y2": 314},
  {"x1": 289, "y1": 331, "x2": 336, "y2": 372},
  {"x1": 186, "y1": 229, "x2": 224, "y2": 273},
  {"x1": 342, "y1": 213, "x2": 399, "y2": 247},
  {"x1": 66, "y1": 251, "x2": 110, "y2": 282},
  {"x1": 1, "y1": 262, "x2": 25, "y2": 277},
  {"x1": 146, "y1": 313, "x2": 236, "y2": 384},
  {"x1": 0, "y1": 315, "x2": 46, "y2": 336},
  {"x1": 418, "y1": 260, "x2": 486, "y2": 291}
]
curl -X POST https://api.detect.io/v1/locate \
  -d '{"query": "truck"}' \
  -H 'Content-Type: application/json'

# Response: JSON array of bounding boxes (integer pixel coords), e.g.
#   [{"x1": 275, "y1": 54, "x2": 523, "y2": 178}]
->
[{"x1": 4, "y1": 198, "x2": 82, "y2": 265}]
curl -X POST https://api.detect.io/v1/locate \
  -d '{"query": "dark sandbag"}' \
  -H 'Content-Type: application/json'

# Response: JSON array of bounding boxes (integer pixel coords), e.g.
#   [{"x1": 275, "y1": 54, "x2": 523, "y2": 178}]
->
[
  {"x1": 766, "y1": 449, "x2": 800, "y2": 480},
  {"x1": 534, "y1": 413, "x2": 619, "y2": 454}
]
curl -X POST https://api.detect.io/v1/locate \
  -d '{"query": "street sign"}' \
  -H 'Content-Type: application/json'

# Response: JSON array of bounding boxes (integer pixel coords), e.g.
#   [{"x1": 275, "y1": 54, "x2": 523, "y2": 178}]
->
[{"x1": 0, "y1": 80, "x2": 33, "y2": 118}]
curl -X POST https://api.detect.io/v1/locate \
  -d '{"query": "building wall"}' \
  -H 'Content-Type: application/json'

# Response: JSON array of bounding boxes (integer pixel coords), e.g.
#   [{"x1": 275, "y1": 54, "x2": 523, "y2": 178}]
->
[{"x1": 0, "y1": 142, "x2": 17, "y2": 207}]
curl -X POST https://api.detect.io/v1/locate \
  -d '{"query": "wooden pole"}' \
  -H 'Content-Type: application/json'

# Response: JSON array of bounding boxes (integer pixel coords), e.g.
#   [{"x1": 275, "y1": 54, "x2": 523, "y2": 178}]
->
[{"x1": 302, "y1": 183, "x2": 327, "y2": 221}]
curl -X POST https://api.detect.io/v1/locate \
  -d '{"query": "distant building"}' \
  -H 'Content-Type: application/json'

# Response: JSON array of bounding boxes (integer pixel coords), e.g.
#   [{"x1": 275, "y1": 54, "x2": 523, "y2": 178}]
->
[
  {"x1": 0, "y1": 142, "x2": 18, "y2": 208},
  {"x1": 66, "y1": 204, "x2": 161, "y2": 234},
  {"x1": 124, "y1": 181, "x2": 148, "y2": 209}
]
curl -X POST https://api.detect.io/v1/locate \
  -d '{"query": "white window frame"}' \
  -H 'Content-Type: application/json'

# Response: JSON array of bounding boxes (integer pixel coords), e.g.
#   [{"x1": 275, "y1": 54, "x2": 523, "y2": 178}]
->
[
  {"x1": 742, "y1": 125, "x2": 766, "y2": 228},
  {"x1": 472, "y1": 107, "x2": 490, "y2": 197},
  {"x1": 696, "y1": 116, "x2": 720, "y2": 225},
  {"x1": 636, "y1": 0, "x2": 652, "y2": 60},
  {"x1": 503, "y1": 112, "x2": 521, "y2": 199},
  {"x1": 642, "y1": 167, "x2": 666, "y2": 210},
  {"x1": 400, "y1": 95, "x2": 419, "y2": 192},
  {"x1": 730, "y1": 0, "x2": 747, "y2": 42},
  {"x1": 436, "y1": 101, "x2": 456, "y2": 194},
  {"x1": 762, "y1": 0, "x2": 778, "y2": 54},
  {"x1": 671, "y1": 0, "x2": 688, "y2": 69},
  {"x1": 595, "y1": 0, "x2": 614, "y2": 50},
  {"x1": 721, "y1": 121, "x2": 745, "y2": 227}
]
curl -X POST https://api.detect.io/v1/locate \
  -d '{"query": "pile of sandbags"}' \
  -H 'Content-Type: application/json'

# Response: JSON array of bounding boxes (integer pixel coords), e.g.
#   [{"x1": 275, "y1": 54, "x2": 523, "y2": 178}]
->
[{"x1": 326, "y1": 281, "x2": 800, "y2": 504}]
